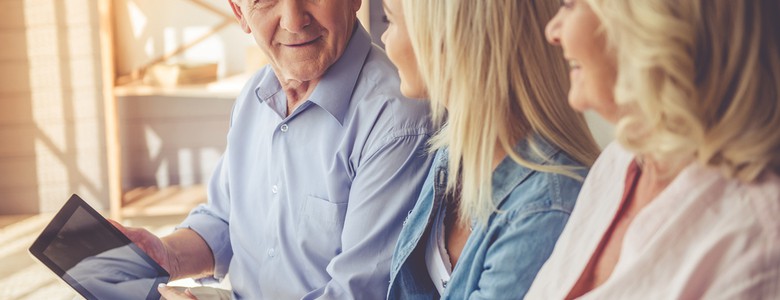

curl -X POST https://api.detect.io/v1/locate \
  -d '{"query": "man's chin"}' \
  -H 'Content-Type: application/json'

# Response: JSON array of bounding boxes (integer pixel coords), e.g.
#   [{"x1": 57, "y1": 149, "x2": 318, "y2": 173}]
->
[{"x1": 274, "y1": 62, "x2": 330, "y2": 83}]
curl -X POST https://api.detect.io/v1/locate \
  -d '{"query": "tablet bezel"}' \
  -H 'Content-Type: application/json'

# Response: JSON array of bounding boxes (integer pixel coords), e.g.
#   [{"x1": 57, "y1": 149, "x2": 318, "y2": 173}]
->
[{"x1": 28, "y1": 194, "x2": 169, "y2": 300}]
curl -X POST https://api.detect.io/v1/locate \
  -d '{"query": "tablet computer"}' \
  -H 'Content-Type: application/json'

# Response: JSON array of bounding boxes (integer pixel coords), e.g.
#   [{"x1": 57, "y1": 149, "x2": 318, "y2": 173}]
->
[{"x1": 29, "y1": 194, "x2": 169, "y2": 300}]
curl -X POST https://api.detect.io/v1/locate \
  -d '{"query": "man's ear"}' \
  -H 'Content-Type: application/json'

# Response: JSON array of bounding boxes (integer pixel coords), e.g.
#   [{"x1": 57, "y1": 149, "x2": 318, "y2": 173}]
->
[{"x1": 228, "y1": 0, "x2": 252, "y2": 33}]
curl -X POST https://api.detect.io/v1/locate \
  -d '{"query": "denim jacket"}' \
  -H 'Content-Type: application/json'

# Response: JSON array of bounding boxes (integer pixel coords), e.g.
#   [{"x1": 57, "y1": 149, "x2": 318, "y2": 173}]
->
[{"x1": 387, "y1": 136, "x2": 588, "y2": 299}]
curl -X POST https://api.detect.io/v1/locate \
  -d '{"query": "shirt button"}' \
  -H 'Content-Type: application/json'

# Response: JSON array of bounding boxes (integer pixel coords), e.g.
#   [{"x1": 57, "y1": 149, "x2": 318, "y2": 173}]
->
[
  {"x1": 271, "y1": 185, "x2": 278, "y2": 194},
  {"x1": 280, "y1": 124, "x2": 289, "y2": 132},
  {"x1": 267, "y1": 248, "x2": 276, "y2": 257}
]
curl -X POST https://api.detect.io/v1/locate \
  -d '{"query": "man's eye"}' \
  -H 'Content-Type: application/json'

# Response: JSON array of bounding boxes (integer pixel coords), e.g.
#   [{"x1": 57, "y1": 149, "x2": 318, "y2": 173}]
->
[{"x1": 252, "y1": 0, "x2": 275, "y2": 7}]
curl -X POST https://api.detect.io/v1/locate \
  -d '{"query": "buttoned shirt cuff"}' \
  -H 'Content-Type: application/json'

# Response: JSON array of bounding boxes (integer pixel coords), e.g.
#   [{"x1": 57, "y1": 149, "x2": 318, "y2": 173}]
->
[{"x1": 178, "y1": 211, "x2": 232, "y2": 281}]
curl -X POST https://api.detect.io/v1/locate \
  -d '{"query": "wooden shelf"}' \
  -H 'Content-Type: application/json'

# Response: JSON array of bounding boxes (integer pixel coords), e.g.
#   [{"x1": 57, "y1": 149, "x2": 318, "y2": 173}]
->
[
  {"x1": 114, "y1": 73, "x2": 250, "y2": 99},
  {"x1": 121, "y1": 185, "x2": 207, "y2": 218}
]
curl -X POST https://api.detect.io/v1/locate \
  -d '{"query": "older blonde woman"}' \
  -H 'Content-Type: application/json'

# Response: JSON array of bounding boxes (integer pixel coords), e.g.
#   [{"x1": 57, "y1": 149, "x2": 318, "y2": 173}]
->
[
  {"x1": 527, "y1": 0, "x2": 780, "y2": 299},
  {"x1": 381, "y1": 0, "x2": 601, "y2": 298}
]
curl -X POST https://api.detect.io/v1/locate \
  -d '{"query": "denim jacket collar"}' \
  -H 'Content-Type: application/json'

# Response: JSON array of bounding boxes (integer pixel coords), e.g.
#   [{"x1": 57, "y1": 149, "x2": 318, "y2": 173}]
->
[
  {"x1": 388, "y1": 134, "x2": 583, "y2": 299},
  {"x1": 436, "y1": 134, "x2": 561, "y2": 209},
  {"x1": 491, "y1": 135, "x2": 560, "y2": 208}
]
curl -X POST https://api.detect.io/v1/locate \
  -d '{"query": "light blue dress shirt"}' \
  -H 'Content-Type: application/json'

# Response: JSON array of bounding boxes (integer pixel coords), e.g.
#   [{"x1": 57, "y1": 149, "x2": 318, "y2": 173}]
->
[
  {"x1": 179, "y1": 23, "x2": 434, "y2": 299},
  {"x1": 387, "y1": 136, "x2": 588, "y2": 299}
]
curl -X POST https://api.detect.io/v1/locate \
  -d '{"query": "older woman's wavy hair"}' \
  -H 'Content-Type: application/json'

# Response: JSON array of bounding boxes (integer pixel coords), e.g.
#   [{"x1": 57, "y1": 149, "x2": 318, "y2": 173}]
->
[
  {"x1": 588, "y1": 0, "x2": 780, "y2": 182},
  {"x1": 402, "y1": 0, "x2": 600, "y2": 224}
]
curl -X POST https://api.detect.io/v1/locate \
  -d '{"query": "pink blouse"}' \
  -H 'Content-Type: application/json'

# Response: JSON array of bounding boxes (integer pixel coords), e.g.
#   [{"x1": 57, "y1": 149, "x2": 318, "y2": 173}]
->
[{"x1": 526, "y1": 142, "x2": 780, "y2": 299}]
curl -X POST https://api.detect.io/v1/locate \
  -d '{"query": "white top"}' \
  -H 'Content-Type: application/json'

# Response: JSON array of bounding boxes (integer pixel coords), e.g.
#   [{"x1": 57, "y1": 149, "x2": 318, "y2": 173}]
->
[
  {"x1": 526, "y1": 142, "x2": 780, "y2": 299},
  {"x1": 426, "y1": 204, "x2": 453, "y2": 295}
]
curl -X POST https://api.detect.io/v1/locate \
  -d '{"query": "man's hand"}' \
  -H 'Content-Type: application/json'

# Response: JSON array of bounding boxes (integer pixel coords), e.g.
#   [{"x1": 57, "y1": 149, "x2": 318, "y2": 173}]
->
[
  {"x1": 158, "y1": 284, "x2": 198, "y2": 300},
  {"x1": 108, "y1": 220, "x2": 176, "y2": 275},
  {"x1": 109, "y1": 220, "x2": 215, "y2": 281}
]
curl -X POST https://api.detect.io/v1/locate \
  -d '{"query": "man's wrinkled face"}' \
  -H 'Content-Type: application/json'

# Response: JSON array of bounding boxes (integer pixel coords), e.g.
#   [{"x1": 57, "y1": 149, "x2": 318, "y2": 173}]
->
[{"x1": 230, "y1": 0, "x2": 361, "y2": 82}]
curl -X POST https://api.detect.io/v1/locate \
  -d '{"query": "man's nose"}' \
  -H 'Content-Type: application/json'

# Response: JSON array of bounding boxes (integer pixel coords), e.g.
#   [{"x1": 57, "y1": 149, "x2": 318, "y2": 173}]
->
[{"x1": 280, "y1": 0, "x2": 312, "y2": 33}]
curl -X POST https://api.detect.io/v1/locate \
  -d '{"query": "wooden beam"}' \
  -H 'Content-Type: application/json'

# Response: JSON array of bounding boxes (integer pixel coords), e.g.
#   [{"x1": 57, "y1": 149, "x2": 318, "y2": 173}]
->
[
  {"x1": 98, "y1": 0, "x2": 123, "y2": 220},
  {"x1": 186, "y1": 0, "x2": 235, "y2": 20},
  {"x1": 358, "y1": 0, "x2": 371, "y2": 32}
]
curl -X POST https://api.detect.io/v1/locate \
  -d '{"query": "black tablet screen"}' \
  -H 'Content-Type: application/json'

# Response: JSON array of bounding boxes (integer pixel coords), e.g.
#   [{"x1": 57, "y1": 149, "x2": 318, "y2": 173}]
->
[{"x1": 30, "y1": 195, "x2": 169, "y2": 300}]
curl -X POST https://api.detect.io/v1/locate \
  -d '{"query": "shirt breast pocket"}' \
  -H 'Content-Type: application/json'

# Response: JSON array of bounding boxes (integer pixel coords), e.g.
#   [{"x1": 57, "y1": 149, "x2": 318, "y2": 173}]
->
[{"x1": 298, "y1": 195, "x2": 348, "y2": 253}]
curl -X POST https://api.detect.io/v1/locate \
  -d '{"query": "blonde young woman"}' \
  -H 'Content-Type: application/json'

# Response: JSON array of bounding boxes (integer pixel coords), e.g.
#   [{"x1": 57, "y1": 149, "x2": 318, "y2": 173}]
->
[
  {"x1": 527, "y1": 0, "x2": 780, "y2": 299},
  {"x1": 381, "y1": 0, "x2": 601, "y2": 298}
]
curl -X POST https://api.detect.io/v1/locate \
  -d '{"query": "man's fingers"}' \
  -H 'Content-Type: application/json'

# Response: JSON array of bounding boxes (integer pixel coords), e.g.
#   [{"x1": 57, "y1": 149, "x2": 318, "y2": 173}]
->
[
  {"x1": 109, "y1": 220, "x2": 141, "y2": 245},
  {"x1": 158, "y1": 284, "x2": 197, "y2": 300},
  {"x1": 108, "y1": 220, "x2": 160, "y2": 259},
  {"x1": 184, "y1": 289, "x2": 197, "y2": 298},
  {"x1": 107, "y1": 219, "x2": 150, "y2": 243},
  {"x1": 107, "y1": 219, "x2": 128, "y2": 234}
]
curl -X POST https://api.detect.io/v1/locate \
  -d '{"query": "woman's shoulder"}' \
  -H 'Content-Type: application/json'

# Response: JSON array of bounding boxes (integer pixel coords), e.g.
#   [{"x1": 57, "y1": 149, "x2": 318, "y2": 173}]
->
[
  {"x1": 686, "y1": 166, "x2": 780, "y2": 241},
  {"x1": 653, "y1": 166, "x2": 780, "y2": 292}
]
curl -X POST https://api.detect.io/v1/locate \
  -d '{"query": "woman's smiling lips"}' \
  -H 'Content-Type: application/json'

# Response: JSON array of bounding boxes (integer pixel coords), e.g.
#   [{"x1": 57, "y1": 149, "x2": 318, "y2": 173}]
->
[{"x1": 567, "y1": 59, "x2": 581, "y2": 78}]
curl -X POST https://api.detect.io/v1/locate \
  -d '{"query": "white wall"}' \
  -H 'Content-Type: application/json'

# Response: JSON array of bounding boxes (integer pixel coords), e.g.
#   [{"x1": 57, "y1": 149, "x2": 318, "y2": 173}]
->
[
  {"x1": 119, "y1": 96, "x2": 232, "y2": 189},
  {"x1": 0, "y1": 0, "x2": 110, "y2": 213},
  {"x1": 585, "y1": 111, "x2": 614, "y2": 149}
]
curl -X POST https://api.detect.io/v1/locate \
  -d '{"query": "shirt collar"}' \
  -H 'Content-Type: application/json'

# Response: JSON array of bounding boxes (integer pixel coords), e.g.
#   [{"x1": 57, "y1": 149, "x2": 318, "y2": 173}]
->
[{"x1": 253, "y1": 21, "x2": 372, "y2": 125}]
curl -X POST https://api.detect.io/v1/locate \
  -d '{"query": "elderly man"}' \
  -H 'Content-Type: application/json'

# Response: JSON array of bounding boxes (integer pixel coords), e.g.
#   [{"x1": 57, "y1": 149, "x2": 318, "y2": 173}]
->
[{"x1": 116, "y1": 0, "x2": 433, "y2": 299}]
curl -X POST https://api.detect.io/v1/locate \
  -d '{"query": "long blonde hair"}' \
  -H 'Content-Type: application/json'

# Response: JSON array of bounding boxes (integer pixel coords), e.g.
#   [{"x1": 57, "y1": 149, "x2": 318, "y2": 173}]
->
[
  {"x1": 403, "y1": 0, "x2": 600, "y2": 224},
  {"x1": 588, "y1": 0, "x2": 780, "y2": 182}
]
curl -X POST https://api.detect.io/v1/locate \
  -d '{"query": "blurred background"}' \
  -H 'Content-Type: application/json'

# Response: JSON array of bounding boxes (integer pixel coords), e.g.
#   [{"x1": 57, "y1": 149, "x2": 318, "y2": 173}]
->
[{"x1": 0, "y1": 0, "x2": 611, "y2": 298}]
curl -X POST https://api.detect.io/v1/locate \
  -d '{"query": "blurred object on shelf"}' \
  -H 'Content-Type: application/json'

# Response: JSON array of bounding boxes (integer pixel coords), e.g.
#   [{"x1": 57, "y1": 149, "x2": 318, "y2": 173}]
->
[{"x1": 143, "y1": 62, "x2": 219, "y2": 87}]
